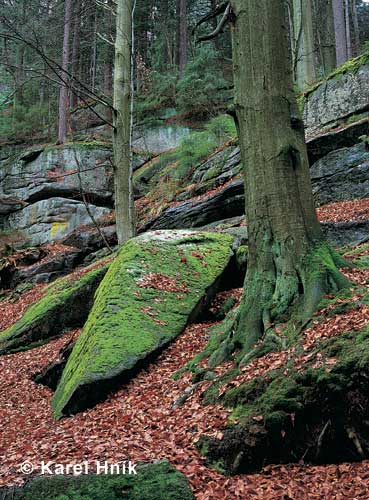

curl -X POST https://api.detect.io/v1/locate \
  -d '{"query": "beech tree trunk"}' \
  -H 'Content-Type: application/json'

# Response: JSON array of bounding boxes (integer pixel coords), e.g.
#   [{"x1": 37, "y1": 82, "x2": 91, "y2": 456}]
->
[
  {"x1": 217, "y1": 0, "x2": 350, "y2": 364},
  {"x1": 113, "y1": 0, "x2": 136, "y2": 244},
  {"x1": 57, "y1": 0, "x2": 72, "y2": 144},
  {"x1": 293, "y1": 0, "x2": 317, "y2": 89},
  {"x1": 333, "y1": 0, "x2": 348, "y2": 65}
]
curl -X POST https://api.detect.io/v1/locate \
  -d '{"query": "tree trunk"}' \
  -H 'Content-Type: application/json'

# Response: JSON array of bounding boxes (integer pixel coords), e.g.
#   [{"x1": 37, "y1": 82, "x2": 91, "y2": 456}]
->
[
  {"x1": 293, "y1": 0, "x2": 317, "y2": 90},
  {"x1": 178, "y1": 0, "x2": 188, "y2": 77},
  {"x1": 113, "y1": 0, "x2": 136, "y2": 244},
  {"x1": 90, "y1": 4, "x2": 98, "y2": 92},
  {"x1": 70, "y1": 0, "x2": 81, "y2": 110},
  {"x1": 333, "y1": 0, "x2": 348, "y2": 65},
  {"x1": 315, "y1": 0, "x2": 336, "y2": 74},
  {"x1": 57, "y1": 0, "x2": 72, "y2": 144},
  {"x1": 351, "y1": 0, "x2": 360, "y2": 56},
  {"x1": 344, "y1": 0, "x2": 352, "y2": 59},
  {"x1": 216, "y1": 0, "x2": 350, "y2": 365}
]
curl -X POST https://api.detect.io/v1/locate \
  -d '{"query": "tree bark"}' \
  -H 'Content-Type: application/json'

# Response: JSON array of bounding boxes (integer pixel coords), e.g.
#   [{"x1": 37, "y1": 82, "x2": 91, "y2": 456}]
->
[
  {"x1": 70, "y1": 0, "x2": 81, "y2": 111},
  {"x1": 214, "y1": 0, "x2": 349, "y2": 365},
  {"x1": 333, "y1": 0, "x2": 348, "y2": 65},
  {"x1": 113, "y1": 0, "x2": 136, "y2": 244},
  {"x1": 344, "y1": 0, "x2": 352, "y2": 59},
  {"x1": 57, "y1": 0, "x2": 72, "y2": 144},
  {"x1": 293, "y1": 0, "x2": 317, "y2": 90}
]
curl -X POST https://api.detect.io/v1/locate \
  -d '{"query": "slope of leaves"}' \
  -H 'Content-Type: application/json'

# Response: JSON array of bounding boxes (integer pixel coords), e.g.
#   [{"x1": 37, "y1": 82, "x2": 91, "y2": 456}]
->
[{"x1": 2, "y1": 261, "x2": 369, "y2": 498}]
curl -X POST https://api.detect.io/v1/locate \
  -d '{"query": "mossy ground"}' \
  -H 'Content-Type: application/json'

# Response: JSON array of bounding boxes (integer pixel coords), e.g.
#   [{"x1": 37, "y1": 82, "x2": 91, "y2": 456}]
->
[
  {"x1": 52, "y1": 231, "x2": 234, "y2": 419},
  {"x1": 0, "y1": 461, "x2": 194, "y2": 500},
  {"x1": 0, "y1": 262, "x2": 109, "y2": 354}
]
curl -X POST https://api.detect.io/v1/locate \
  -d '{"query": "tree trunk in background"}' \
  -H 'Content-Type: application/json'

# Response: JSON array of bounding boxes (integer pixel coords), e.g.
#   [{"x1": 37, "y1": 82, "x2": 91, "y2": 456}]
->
[
  {"x1": 70, "y1": 0, "x2": 81, "y2": 110},
  {"x1": 213, "y1": 0, "x2": 349, "y2": 364},
  {"x1": 293, "y1": 0, "x2": 316, "y2": 90},
  {"x1": 57, "y1": 0, "x2": 72, "y2": 144},
  {"x1": 315, "y1": 0, "x2": 336, "y2": 74},
  {"x1": 333, "y1": 0, "x2": 348, "y2": 65},
  {"x1": 176, "y1": 0, "x2": 180, "y2": 67},
  {"x1": 344, "y1": 0, "x2": 352, "y2": 59},
  {"x1": 160, "y1": 0, "x2": 170, "y2": 68},
  {"x1": 178, "y1": 0, "x2": 188, "y2": 77},
  {"x1": 113, "y1": 0, "x2": 136, "y2": 244},
  {"x1": 90, "y1": 4, "x2": 98, "y2": 92},
  {"x1": 351, "y1": 0, "x2": 360, "y2": 56}
]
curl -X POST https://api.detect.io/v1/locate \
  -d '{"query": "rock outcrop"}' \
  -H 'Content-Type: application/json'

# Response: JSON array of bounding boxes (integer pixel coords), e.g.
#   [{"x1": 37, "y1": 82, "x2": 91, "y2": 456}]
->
[
  {"x1": 6, "y1": 197, "x2": 111, "y2": 246},
  {"x1": 52, "y1": 230, "x2": 234, "y2": 418},
  {"x1": 303, "y1": 54, "x2": 369, "y2": 135},
  {"x1": 0, "y1": 142, "x2": 114, "y2": 209},
  {"x1": 0, "y1": 142, "x2": 114, "y2": 247},
  {"x1": 311, "y1": 143, "x2": 369, "y2": 206}
]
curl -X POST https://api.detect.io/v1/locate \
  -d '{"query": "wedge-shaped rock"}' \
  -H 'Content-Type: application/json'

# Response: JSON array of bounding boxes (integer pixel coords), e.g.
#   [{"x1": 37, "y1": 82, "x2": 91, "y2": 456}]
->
[
  {"x1": 0, "y1": 263, "x2": 109, "y2": 354},
  {"x1": 52, "y1": 230, "x2": 233, "y2": 418}
]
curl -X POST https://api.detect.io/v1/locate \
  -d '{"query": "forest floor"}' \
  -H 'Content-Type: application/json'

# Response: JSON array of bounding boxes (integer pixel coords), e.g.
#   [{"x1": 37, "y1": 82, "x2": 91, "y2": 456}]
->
[{"x1": 1, "y1": 199, "x2": 369, "y2": 499}]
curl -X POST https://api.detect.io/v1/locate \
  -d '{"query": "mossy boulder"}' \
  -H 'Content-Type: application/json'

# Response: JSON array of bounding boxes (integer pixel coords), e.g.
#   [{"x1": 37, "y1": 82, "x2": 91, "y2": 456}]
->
[
  {"x1": 52, "y1": 230, "x2": 234, "y2": 418},
  {"x1": 0, "y1": 461, "x2": 194, "y2": 500},
  {"x1": 0, "y1": 263, "x2": 109, "y2": 355}
]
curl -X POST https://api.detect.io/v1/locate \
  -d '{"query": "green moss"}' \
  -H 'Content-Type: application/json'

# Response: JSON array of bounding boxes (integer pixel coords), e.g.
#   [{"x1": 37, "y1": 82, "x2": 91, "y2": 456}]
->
[
  {"x1": 5, "y1": 461, "x2": 194, "y2": 500},
  {"x1": 0, "y1": 262, "x2": 109, "y2": 354},
  {"x1": 52, "y1": 231, "x2": 234, "y2": 418}
]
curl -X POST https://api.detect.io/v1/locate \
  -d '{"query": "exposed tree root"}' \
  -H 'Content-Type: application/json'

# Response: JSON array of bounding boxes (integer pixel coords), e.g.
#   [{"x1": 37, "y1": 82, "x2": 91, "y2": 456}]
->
[{"x1": 208, "y1": 243, "x2": 351, "y2": 367}]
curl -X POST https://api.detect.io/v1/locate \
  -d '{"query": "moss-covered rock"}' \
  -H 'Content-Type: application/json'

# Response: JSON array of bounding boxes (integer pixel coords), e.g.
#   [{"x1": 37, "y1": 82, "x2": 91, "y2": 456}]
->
[
  {"x1": 0, "y1": 263, "x2": 109, "y2": 355},
  {"x1": 52, "y1": 230, "x2": 234, "y2": 418},
  {"x1": 0, "y1": 461, "x2": 194, "y2": 500}
]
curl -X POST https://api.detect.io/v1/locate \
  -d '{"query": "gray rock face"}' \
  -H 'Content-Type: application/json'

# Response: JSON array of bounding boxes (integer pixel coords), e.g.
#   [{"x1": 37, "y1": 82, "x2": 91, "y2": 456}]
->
[
  {"x1": 311, "y1": 143, "x2": 369, "y2": 206},
  {"x1": 5, "y1": 197, "x2": 111, "y2": 246},
  {"x1": 303, "y1": 65, "x2": 369, "y2": 135},
  {"x1": 322, "y1": 220, "x2": 369, "y2": 247},
  {"x1": 0, "y1": 143, "x2": 114, "y2": 208},
  {"x1": 0, "y1": 143, "x2": 114, "y2": 247},
  {"x1": 133, "y1": 124, "x2": 190, "y2": 153}
]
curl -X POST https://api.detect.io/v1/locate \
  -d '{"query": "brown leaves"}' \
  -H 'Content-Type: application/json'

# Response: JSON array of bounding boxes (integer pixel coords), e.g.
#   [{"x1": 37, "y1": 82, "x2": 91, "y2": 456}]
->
[
  {"x1": 316, "y1": 197, "x2": 369, "y2": 224},
  {"x1": 0, "y1": 284, "x2": 47, "y2": 332},
  {"x1": 2, "y1": 260, "x2": 369, "y2": 499},
  {"x1": 137, "y1": 273, "x2": 189, "y2": 293}
]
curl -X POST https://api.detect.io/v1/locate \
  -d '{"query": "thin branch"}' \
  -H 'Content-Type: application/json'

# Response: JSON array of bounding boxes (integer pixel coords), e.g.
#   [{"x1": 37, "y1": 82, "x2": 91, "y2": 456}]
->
[
  {"x1": 197, "y1": 4, "x2": 231, "y2": 42},
  {"x1": 192, "y1": 1, "x2": 228, "y2": 34}
]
